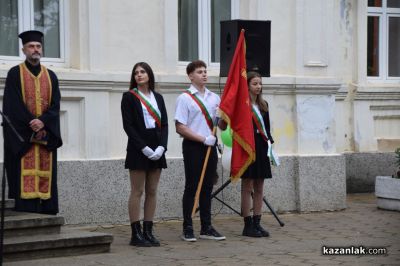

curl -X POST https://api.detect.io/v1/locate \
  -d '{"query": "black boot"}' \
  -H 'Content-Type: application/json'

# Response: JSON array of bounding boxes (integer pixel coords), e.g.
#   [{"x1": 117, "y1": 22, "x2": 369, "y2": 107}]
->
[
  {"x1": 242, "y1": 216, "x2": 262, "y2": 237},
  {"x1": 253, "y1": 215, "x2": 270, "y2": 237},
  {"x1": 143, "y1": 221, "x2": 160, "y2": 246},
  {"x1": 130, "y1": 221, "x2": 152, "y2": 247}
]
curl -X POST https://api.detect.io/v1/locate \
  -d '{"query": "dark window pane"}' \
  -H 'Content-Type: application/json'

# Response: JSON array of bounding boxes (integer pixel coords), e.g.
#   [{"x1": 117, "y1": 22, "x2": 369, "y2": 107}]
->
[
  {"x1": 368, "y1": 0, "x2": 382, "y2": 7},
  {"x1": 0, "y1": 0, "x2": 19, "y2": 56},
  {"x1": 34, "y1": 0, "x2": 60, "y2": 58},
  {"x1": 178, "y1": 0, "x2": 198, "y2": 61},
  {"x1": 388, "y1": 17, "x2": 400, "y2": 77},
  {"x1": 367, "y1": 16, "x2": 380, "y2": 76},
  {"x1": 387, "y1": 0, "x2": 400, "y2": 8},
  {"x1": 211, "y1": 0, "x2": 230, "y2": 62}
]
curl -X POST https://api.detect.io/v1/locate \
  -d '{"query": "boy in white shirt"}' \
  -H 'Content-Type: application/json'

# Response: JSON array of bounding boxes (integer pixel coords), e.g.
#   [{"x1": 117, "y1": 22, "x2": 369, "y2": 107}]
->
[{"x1": 175, "y1": 60, "x2": 225, "y2": 242}]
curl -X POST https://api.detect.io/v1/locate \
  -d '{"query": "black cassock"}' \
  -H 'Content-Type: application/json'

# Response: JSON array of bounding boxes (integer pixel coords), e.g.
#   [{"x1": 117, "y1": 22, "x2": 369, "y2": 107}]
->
[{"x1": 2, "y1": 61, "x2": 62, "y2": 214}]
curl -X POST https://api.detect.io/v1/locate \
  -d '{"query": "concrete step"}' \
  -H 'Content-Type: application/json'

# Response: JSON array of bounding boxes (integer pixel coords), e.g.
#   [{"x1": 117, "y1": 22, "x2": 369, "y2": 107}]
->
[
  {"x1": 1, "y1": 199, "x2": 15, "y2": 210},
  {"x1": 1, "y1": 199, "x2": 16, "y2": 218},
  {"x1": 4, "y1": 211, "x2": 64, "y2": 237},
  {"x1": 3, "y1": 228, "x2": 113, "y2": 262}
]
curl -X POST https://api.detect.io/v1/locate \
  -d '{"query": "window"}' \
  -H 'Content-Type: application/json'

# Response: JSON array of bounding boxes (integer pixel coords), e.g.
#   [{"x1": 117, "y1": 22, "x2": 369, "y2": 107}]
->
[
  {"x1": 0, "y1": 0, "x2": 65, "y2": 62},
  {"x1": 367, "y1": 0, "x2": 400, "y2": 79},
  {"x1": 178, "y1": 0, "x2": 238, "y2": 65}
]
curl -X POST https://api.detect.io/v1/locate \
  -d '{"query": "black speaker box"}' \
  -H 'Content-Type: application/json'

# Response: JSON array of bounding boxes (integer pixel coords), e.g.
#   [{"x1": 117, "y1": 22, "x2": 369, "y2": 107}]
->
[{"x1": 220, "y1": 20, "x2": 271, "y2": 77}]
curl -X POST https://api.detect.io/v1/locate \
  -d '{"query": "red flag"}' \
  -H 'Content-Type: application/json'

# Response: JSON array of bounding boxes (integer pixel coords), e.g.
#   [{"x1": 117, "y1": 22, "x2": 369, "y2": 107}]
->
[{"x1": 219, "y1": 30, "x2": 255, "y2": 182}]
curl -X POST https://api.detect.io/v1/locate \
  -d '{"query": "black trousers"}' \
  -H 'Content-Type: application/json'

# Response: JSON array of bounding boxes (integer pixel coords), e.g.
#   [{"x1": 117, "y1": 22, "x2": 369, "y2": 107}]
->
[{"x1": 182, "y1": 139, "x2": 217, "y2": 230}]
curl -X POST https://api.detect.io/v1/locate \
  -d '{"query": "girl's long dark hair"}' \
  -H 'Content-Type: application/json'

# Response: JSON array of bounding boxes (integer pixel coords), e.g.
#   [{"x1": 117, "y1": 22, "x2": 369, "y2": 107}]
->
[
  {"x1": 247, "y1": 71, "x2": 268, "y2": 112},
  {"x1": 129, "y1": 62, "x2": 155, "y2": 91}
]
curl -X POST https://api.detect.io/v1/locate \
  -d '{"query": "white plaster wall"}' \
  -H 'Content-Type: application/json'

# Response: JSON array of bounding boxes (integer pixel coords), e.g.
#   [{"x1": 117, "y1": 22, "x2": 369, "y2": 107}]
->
[
  {"x1": 94, "y1": 0, "x2": 165, "y2": 72},
  {"x1": 109, "y1": 90, "x2": 127, "y2": 158},
  {"x1": 255, "y1": 0, "x2": 296, "y2": 75},
  {"x1": 264, "y1": 89, "x2": 297, "y2": 155},
  {"x1": 0, "y1": 0, "x2": 399, "y2": 160},
  {"x1": 0, "y1": 75, "x2": 341, "y2": 161},
  {"x1": 335, "y1": 90, "x2": 356, "y2": 153},
  {"x1": 248, "y1": 0, "x2": 356, "y2": 81},
  {"x1": 353, "y1": 99, "x2": 400, "y2": 152},
  {"x1": 296, "y1": 94, "x2": 336, "y2": 154},
  {"x1": 336, "y1": 0, "x2": 356, "y2": 84}
]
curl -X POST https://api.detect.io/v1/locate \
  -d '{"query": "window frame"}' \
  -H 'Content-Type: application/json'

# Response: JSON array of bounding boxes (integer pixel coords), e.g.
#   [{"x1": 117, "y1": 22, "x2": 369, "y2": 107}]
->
[
  {"x1": 367, "y1": 0, "x2": 400, "y2": 82},
  {"x1": 386, "y1": 13, "x2": 400, "y2": 80},
  {"x1": 0, "y1": 0, "x2": 67, "y2": 67},
  {"x1": 178, "y1": 0, "x2": 239, "y2": 68}
]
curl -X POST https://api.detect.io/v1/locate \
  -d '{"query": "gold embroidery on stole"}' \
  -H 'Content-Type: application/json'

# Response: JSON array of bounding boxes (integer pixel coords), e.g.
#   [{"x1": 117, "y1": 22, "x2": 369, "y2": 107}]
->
[{"x1": 19, "y1": 63, "x2": 53, "y2": 200}]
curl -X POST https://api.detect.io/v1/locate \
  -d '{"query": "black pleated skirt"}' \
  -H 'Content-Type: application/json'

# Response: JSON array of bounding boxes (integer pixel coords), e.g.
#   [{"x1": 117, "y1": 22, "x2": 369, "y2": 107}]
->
[
  {"x1": 124, "y1": 128, "x2": 167, "y2": 170},
  {"x1": 241, "y1": 132, "x2": 272, "y2": 180}
]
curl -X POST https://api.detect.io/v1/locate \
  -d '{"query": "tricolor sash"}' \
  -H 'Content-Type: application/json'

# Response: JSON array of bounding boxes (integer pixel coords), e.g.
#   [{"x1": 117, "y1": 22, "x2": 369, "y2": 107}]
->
[
  {"x1": 251, "y1": 105, "x2": 268, "y2": 142},
  {"x1": 184, "y1": 90, "x2": 213, "y2": 131},
  {"x1": 130, "y1": 88, "x2": 161, "y2": 128},
  {"x1": 19, "y1": 63, "x2": 53, "y2": 200}
]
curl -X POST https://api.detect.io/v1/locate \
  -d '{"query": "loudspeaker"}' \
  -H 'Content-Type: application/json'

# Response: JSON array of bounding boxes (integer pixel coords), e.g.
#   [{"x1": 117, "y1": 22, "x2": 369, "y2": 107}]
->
[{"x1": 220, "y1": 20, "x2": 271, "y2": 77}]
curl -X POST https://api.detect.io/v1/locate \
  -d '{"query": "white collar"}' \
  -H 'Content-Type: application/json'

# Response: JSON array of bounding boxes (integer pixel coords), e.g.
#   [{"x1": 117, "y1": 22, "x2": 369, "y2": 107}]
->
[{"x1": 187, "y1": 84, "x2": 209, "y2": 96}]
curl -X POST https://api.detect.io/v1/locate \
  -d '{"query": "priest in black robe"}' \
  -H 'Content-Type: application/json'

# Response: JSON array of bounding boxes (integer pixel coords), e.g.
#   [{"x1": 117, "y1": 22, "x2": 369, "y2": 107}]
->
[{"x1": 2, "y1": 30, "x2": 62, "y2": 214}]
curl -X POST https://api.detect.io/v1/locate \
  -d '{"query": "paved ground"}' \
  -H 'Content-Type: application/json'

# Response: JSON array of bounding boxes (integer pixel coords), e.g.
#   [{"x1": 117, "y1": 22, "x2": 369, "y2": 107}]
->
[{"x1": 6, "y1": 193, "x2": 400, "y2": 266}]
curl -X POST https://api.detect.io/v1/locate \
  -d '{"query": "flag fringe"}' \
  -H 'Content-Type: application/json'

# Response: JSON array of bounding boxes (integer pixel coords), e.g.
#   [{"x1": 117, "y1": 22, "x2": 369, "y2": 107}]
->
[{"x1": 219, "y1": 110, "x2": 255, "y2": 183}]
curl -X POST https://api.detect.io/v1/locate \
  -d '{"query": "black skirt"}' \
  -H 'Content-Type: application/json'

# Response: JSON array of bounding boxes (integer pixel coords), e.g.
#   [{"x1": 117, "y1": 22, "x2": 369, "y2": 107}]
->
[
  {"x1": 241, "y1": 132, "x2": 272, "y2": 180},
  {"x1": 125, "y1": 128, "x2": 167, "y2": 170}
]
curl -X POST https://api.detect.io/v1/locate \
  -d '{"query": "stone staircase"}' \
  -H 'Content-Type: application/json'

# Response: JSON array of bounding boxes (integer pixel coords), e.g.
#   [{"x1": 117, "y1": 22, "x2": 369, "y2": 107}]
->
[{"x1": 2, "y1": 199, "x2": 113, "y2": 262}]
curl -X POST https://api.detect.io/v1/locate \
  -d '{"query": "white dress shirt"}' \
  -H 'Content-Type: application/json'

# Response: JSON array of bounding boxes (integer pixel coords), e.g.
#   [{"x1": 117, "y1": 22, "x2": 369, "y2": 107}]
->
[
  {"x1": 174, "y1": 85, "x2": 220, "y2": 138},
  {"x1": 140, "y1": 91, "x2": 160, "y2": 129}
]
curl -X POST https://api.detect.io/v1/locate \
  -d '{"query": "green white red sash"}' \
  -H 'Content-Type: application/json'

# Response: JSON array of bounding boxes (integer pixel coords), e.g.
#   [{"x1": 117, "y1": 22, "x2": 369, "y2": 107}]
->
[
  {"x1": 184, "y1": 90, "x2": 213, "y2": 131},
  {"x1": 251, "y1": 105, "x2": 268, "y2": 142},
  {"x1": 130, "y1": 88, "x2": 161, "y2": 128}
]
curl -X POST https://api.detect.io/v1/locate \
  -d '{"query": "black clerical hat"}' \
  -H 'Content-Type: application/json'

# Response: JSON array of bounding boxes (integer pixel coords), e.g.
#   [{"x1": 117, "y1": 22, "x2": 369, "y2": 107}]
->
[{"x1": 18, "y1": 30, "x2": 44, "y2": 45}]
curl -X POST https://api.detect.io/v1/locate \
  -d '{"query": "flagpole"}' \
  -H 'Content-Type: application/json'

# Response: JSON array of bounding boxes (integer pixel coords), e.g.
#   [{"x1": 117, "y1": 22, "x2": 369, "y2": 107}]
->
[{"x1": 191, "y1": 126, "x2": 217, "y2": 217}]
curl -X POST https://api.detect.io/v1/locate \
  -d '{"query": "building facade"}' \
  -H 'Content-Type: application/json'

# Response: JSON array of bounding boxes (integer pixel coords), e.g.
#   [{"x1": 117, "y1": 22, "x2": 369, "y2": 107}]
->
[{"x1": 0, "y1": 0, "x2": 399, "y2": 224}]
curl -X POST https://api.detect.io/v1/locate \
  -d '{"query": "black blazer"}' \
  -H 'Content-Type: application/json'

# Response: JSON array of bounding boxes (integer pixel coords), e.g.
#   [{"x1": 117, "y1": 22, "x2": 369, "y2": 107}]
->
[
  {"x1": 121, "y1": 90, "x2": 168, "y2": 152},
  {"x1": 259, "y1": 101, "x2": 274, "y2": 144}
]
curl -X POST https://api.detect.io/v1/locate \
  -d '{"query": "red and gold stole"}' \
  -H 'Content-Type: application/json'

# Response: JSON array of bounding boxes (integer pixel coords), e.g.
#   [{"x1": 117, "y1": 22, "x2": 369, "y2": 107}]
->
[{"x1": 19, "y1": 62, "x2": 53, "y2": 200}]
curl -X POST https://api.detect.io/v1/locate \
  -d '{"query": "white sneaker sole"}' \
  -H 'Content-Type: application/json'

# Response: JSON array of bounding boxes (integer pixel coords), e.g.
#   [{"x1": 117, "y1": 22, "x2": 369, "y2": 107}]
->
[
  {"x1": 181, "y1": 235, "x2": 197, "y2": 242},
  {"x1": 199, "y1": 235, "x2": 226, "y2": 241}
]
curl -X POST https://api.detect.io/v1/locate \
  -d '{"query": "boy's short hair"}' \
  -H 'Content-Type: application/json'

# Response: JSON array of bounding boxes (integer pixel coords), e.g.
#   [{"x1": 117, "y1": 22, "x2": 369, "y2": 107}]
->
[{"x1": 186, "y1": 60, "x2": 207, "y2": 75}]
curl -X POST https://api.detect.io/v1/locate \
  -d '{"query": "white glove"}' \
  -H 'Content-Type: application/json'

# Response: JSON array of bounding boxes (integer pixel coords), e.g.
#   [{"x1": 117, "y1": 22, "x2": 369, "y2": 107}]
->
[
  {"x1": 215, "y1": 107, "x2": 221, "y2": 118},
  {"x1": 203, "y1": 135, "x2": 216, "y2": 146},
  {"x1": 142, "y1": 146, "x2": 154, "y2": 158},
  {"x1": 148, "y1": 146, "x2": 165, "y2": 161}
]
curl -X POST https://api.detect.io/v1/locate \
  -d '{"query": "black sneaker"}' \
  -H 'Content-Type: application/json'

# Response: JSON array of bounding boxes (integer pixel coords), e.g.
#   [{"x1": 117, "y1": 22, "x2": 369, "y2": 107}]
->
[
  {"x1": 199, "y1": 226, "x2": 226, "y2": 241},
  {"x1": 181, "y1": 227, "x2": 197, "y2": 242}
]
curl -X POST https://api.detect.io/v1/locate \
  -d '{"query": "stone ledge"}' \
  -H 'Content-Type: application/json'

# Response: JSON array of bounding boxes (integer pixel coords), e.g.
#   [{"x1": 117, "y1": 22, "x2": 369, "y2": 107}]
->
[
  {"x1": 4, "y1": 229, "x2": 113, "y2": 262},
  {"x1": 55, "y1": 155, "x2": 346, "y2": 224},
  {"x1": 346, "y1": 152, "x2": 397, "y2": 193},
  {"x1": 5, "y1": 212, "x2": 64, "y2": 229},
  {"x1": 375, "y1": 176, "x2": 400, "y2": 199},
  {"x1": 4, "y1": 212, "x2": 64, "y2": 237},
  {"x1": 297, "y1": 155, "x2": 346, "y2": 212},
  {"x1": 376, "y1": 198, "x2": 400, "y2": 211}
]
